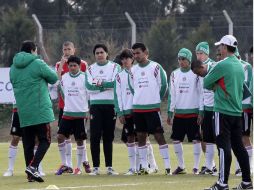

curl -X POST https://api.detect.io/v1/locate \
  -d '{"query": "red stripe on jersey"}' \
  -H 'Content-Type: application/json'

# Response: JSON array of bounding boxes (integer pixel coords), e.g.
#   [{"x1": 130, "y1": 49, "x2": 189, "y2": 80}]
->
[
  {"x1": 174, "y1": 113, "x2": 198, "y2": 118},
  {"x1": 12, "y1": 108, "x2": 17, "y2": 112},
  {"x1": 62, "y1": 115, "x2": 86, "y2": 120},
  {"x1": 243, "y1": 108, "x2": 252, "y2": 113},
  {"x1": 133, "y1": 108, "x2": 160, "y2": 113},
  {"x1": 217, "y1": 77, "x2": 228, "y2": 97}
]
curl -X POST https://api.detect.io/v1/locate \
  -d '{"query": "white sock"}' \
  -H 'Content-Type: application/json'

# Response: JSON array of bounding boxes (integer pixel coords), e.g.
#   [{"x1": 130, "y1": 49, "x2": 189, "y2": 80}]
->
[
  {"x1": 65, "y1": 139, "x2": 73, "y2": 168},
  {"x1": 34, "y1": 146, "x2": 43, "y2": 172},
  {"x1": 138, "y1": 145, "x2": 148, "y2": 169},
  {"x1": 147, "y1": 142, "x2": 157, "y2": 169},
  {"x1": 235, "y1": 158, "x2": 240, "y2": 171},
  {"x1": 8, "y1": 145, "x2": 18, "y2": 171},
  {"x1": 193, "y1": 142, "x2": 201, "y2": 169},
  {"x1": 173, "y1": 142, "x2": 185, "y2": 169},
  {"x1": 77, "y1": 145, "x2": 84, "y2": 169},
  {"x1": 58, "y1": 142, "x2": 67, "y2": 166},
  {"x1": 159, "y1": 144, "x2": 171, "y2": 169},
  {"x1": 82, "y1": 141, "x2": 88, "y2": 163},
  {"x1": 205, "y1": 144, "x2": 215, "y2": 170},
  {"x1": 135, "y1": 143, "x2": 140, "y2": 171},
  {"x1": 127, "y1": 143, "x2": 136, "y2": 171},
  {"x1": 246, "y1": 146, "x2": 253, "y2": 171}
]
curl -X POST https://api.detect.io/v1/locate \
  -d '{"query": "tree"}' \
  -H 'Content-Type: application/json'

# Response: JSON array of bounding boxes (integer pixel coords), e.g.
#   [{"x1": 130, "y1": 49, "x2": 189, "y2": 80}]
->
[{"x1": 0, "y1": 6, "x2": 35, "y2": 67}]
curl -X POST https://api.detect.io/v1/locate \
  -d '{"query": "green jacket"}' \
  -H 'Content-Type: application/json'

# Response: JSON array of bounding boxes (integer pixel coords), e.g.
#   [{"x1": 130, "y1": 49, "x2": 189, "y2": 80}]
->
[
  {"x1": 203, "y1": 55, "x2": 244, "y2": 116},
  {"x1": 10, "y1": 52, "x2": 58, "y2": 127}
]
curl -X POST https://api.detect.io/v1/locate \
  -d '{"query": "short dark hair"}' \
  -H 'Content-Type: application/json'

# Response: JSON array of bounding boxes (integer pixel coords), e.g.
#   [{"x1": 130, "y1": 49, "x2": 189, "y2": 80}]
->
[
  {"x1": 93, "y1": 44, "x2": 108, "y2": 55},
  {"x1": 131, "y1": 42, "x2": 147, "y2": 51},
  {"x1": 20, "y1": 40, "x2": 37, "y2": 53},
  {"x1": 67, "y1": 55, "x2": 81, "y2": 65},
  {"x1": 120, "y1": 49, "x2": 134, "y2": 60},
  {"x1": 225, "y1": 45, "x2": 236, "y2": 53},
  {"x1": 63, "y1": 41, "x2": 74, "y2": 47},
  {"x1": 113, "y1": 55, "x2": 122, "y2": 66},
  {"x1": 191, "y1": 60, "x2": 203, "y2": 70}
]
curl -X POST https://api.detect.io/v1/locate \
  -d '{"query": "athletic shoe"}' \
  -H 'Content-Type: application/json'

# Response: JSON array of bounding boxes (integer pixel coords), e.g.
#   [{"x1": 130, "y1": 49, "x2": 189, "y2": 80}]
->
[
  {"x1": 89, "y1": 168, "x2": 100, "y2": 176},
  {"x1": 138, "y1": 168, "x2": 149, "y2": 175},
  {"x1": 55, "y1": 165, "x2": 70, "y2": 175},
  {"x1": 3, "y1": 170, "x2": 13, "y2": 177},
  {"x1": 204, "y1": 182, "x2": 229, "y2": 190},
  {"x1": 25, "y1": 166, "x2": 44, "y2": 183},
  {"x1": 124, "y1": 168, "x2": 136, "y2": 175},
  {"x1": 200, "y1": 166, "x2": 206, "y2": 174},
  {"x1": 199, "y1": 168, "x2": 214, "y2": 175},
  {"x1": 235, "y1": 169, "x2": 242, "y2": 177},
  {"x1": 150, "y1": 168, "x2": 159, "y2": 173},
  {"x1": 83, "y1": 161, "x2": 91, "y2": 173},
  {"x1": 165, "y1": 168, "x2": 172, "y2": 175},
  {"x1": 193, "y1": 168, "x2": 199, "y2": 175},
  {"x1": 232, "y1": 182, "x2": 253, "y2": 189},
  {"x1": 73, "y1": 168, "x2": 82, "y2": 175},
  {"x1": 172, "y1": 166, "x2": 187, "y2": 175},
  {"x1": 107, "y1": 167, "x2": 119, "y2": 175},
  {"x1": 212, "y1": 166, "x2": 217, "y2": 173}
]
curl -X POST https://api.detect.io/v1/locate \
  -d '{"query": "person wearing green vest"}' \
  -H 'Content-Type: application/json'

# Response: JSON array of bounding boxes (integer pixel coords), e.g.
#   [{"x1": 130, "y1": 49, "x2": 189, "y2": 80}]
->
[
  {"x1": 203, "y1": 35, "x2": 252, "y2": 190},
  {"x1": 10, "y1": 40, "x2": 58, "y2": 183}
]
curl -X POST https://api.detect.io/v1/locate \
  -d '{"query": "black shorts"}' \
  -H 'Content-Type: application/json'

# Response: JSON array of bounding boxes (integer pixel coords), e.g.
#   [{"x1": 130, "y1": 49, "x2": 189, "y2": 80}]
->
[
  {"x1": 133, "y1": 111, "x2": 164, "y2": 134},
  {"x1": 121, "y1": 116, "x2": 136, "y2": 143},
  {"x1": 242, "y1": 112, "x2": 252, "y2": 136},
  {"x1": 58, "y1": 108, "x2": 63, "y2": 127},
  {"x1": 58, "y1": 118, "x2": 87, "y2": 141},
  {"x1": 171, "y1": 116, "x2": 201, "y2": 142},
  {"x1": 201, "y1": 110, "x2": 216, "y2": 143},
  {"x1": 10, "y1": 112, "x2": 22, "y2": 137}
]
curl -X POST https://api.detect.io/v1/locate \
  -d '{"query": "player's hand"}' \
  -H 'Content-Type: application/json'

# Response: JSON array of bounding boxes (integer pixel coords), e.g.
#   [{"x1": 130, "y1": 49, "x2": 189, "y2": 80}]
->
[
  {"x1": 167, "y1": 116, "x2": 173, "y2": 126},
  {"x1": 197, "y1": 114, "x2": 203, "y2": 125},
  {"x1": 119, "y1": 116, "x2": 126, "y2": 124}
]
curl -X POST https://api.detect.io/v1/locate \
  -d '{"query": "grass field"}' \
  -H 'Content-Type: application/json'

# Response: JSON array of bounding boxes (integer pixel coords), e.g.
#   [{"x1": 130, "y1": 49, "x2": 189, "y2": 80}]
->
[{"x1": 0, "y1": 143, "x2": 244, "y2": 190}]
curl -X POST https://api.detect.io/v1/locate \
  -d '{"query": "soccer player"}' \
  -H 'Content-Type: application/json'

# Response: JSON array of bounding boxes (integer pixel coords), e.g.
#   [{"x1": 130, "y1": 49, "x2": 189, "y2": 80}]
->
[
  {"x1": 129, "y1": 43, "x2": 171, "y2": 175},
  {"x1": 204, "y1": 35, "x2": 252, "y2": 190},
  {"x1": 168, "y1": 48, "x2": 203, "y2": 175},
  {"x1": 57, "y1": 55, "x2": 90, "y2": 175},
  {"x1": 85, "y1": 44, "x2": 121, "y2": 175},
  {"x1": 234, "y1": 48, "x2": 253, "y2": 177},
  {"x1": 55, "y1": 41, "x2": 90, "y2": 175},
  {"x1": 194, "y1": 42, "x2": 217, "y2": 175},
  {"x1": 10, "y1": 40, "x2": 58, "y2": 182}
]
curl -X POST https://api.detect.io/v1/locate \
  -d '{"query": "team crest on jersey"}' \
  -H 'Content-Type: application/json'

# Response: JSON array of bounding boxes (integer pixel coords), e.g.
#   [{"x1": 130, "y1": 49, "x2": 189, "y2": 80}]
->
[
  {"x1": 71, "y1": 81, "x2": 75, "y2": 86},
  {"x1": 141, "y1": 71, "x2": 145, "y2": 76},
  {"x1": 182, "y1": 77, "x2": 186, "y2": 81},
  {"x1": 99, "y1": 70, "x2": 104, "y2": 74}
]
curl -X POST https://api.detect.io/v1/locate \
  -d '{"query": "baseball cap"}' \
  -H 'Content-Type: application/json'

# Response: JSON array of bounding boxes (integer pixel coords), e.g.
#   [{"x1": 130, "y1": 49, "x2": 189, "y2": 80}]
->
[{"x1": 214, "y1": 35, "x2": 238, "y2": 47}]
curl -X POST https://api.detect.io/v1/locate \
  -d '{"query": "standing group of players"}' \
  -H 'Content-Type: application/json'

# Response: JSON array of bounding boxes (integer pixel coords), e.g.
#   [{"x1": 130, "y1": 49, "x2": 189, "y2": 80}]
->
[{"x1": 3, "y1": 36, "x2": 253, "y2": 189}]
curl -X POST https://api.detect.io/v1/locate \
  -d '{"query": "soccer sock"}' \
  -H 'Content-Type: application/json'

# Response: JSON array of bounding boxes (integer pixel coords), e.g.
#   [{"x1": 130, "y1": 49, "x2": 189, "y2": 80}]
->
[
  {"x1": 127, "y1": 142, "x2": 136, "y2": 170},
  {"x1": 58, "y1": 142, "x2": 67, "y2": 166},
  {"x1": 34, "y1": 146, "x2": 43, "y2": 173},
  {"x1": 77, "y1": 145, "x2": 84, "y2": 169},
  {"x1": 8, "y1": 145, "x2": 18, "y2": 171},
  {"x1": 135, "y1": 143, "x2": 140, "y2": 171},
  {"x1": 65, "y1": 139, "x2": 73, "y2": 168},
  {"x1": 159, "y1": 144, "x2": 171, "y2": 169},
  {"x1": 245, "y1": 146, "x2": 253, "y2": 172},
  {"x1": 147, "y1": 142, "x2": 157, "y2": 169},
  {"x1": 138, "y1": 145, "x2": 148, "y2": 169},
  {"x1": 205, "y1": 143, "x2": 215, "y2": 170},
  {"x1": 82, "y1": 141, "x2": 88, "y2": 162},
  {"x1": 173, "y1": 142, "x2": 185, "y2": 169},
  {"x1": 193, "y1": 142, "x2": 201, "y2": 169}
]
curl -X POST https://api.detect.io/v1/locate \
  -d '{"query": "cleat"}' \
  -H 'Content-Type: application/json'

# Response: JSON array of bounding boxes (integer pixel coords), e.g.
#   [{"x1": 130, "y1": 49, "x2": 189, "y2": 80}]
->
[
  {"x1": 3, "y1": 170, "x2": 13, "y2": 177},
  {"x1": 172, "y1": 166, "x2": 187, "y2": 175},
  {"x1": 55, "y1": 165, "x2": 70, "y2": 175},
  {"x1": 232, "y1": 182, "x2": 253, "y2": 189},
  {"x1": 25, "y1": 166, "x2": 44, "y2": 183},
  {"x1": 200, "y1": 166, "x2": 206, "y2": 173},
  {"x1": 235, "y1": 169, "x2": 242, "y2": 177},
  {"x1": 89, "y1": 168, "x2": 100, "y2": 176},
  {"x1": 165, "y1": 168, "x2": 172, "y2": 175},
  {"x1": 73, "y1": 168, "x2": 82, "y2": 175},
  {"x1": 150, "y1": 168, "x2": 159, "y2": 173},
  {"x1": 107, "y1": 167, "x2": 119, "y2": 175},
  {"x1": 193, "y1": 168, "x2": 199, "y2": 175},
  {"x1": 83, "y1": 161, "x2": 91, "y2": 173},
  {"x1": 212, "y1": 166, "x2": 217, "y2": 173},
  {"x1": 124, "y1": 168, "x2": 136, "y2": 175},
  {"x1": 204, "y1": 182, "x2": 229, "y2": 190},
  {"x1": 138, "y1": 168, "x2": 149, "y2": 175}
]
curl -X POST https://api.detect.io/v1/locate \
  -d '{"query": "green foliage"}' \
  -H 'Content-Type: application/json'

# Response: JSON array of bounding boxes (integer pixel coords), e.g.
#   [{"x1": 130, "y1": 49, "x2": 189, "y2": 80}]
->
[{"x1": 0, "y1": 6, "x2": 36, "y2": 67}]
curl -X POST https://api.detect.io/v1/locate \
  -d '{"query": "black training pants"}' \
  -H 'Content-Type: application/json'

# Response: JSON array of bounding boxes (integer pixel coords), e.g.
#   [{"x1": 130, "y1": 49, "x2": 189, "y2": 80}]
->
[{"x1": 90, "y1": 104, "x2": 116, "y2": 168}]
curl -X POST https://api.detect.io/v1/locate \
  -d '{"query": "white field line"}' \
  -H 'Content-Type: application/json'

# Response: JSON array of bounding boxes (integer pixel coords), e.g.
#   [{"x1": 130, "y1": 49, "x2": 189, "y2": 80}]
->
[{"x1": 20, "y1": 181, "x2": 178, "y2": 190}]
